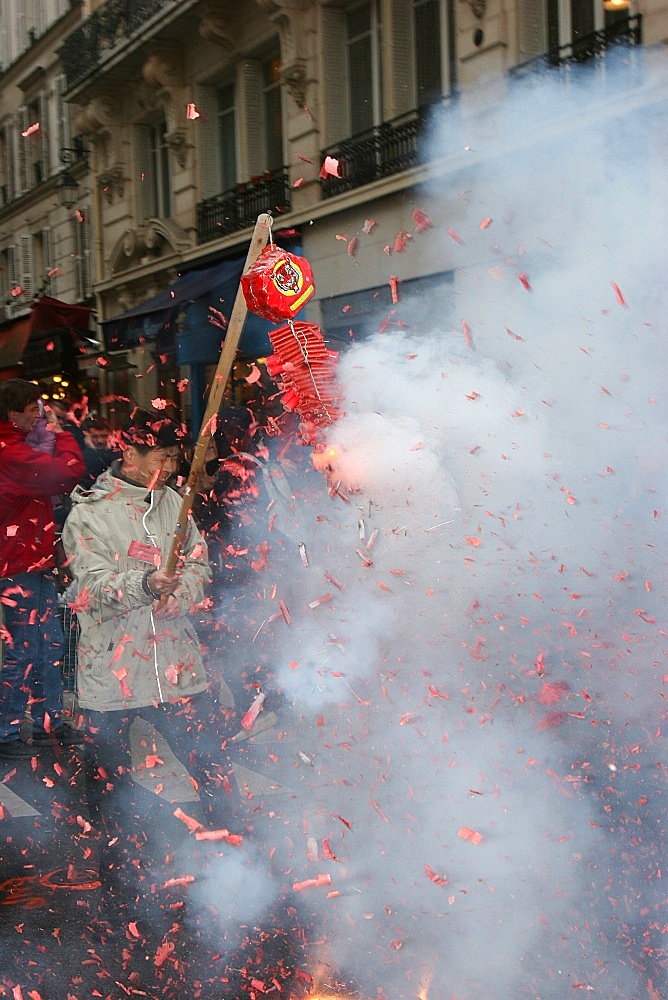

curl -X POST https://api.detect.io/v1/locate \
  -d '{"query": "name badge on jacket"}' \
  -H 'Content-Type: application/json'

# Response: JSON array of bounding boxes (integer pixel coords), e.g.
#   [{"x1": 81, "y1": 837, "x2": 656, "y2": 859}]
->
[{"x1": 127, "y1": 540, "x2": 162, "y2": 565}]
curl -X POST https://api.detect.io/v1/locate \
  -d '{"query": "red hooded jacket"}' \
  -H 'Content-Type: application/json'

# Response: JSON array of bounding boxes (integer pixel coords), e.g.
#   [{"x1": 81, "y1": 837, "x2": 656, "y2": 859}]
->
[{"x1": 0, "y1": 420, "x2": 84, "y2": 577}]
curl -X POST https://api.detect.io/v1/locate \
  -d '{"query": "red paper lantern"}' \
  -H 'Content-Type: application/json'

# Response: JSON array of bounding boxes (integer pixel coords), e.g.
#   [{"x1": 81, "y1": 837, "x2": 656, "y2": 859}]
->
[{"x1": 241, "y1": 245, "x2": 315, "y2": 323}]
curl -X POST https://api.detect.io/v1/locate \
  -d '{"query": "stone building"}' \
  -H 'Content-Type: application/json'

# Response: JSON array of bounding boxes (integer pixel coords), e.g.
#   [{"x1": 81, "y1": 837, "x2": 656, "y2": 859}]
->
[{"x1": 1, "y1": 1, "x2": 665, "y2": 426}]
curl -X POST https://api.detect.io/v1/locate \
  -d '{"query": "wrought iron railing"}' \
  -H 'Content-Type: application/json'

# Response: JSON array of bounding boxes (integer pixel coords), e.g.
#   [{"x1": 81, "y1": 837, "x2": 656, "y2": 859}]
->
[
  {"x1": 318, "y1": 106, "x2": 438, "y2": 199},
  {"x1": 61, "y1": 0, "x2": 178, "y2": 90},
  {"x1": 511, "y1": 14, "x2": 642, "y2": 80},
  {"x1": 196, "y1": 168, "x2": 291, "y2": 244}
]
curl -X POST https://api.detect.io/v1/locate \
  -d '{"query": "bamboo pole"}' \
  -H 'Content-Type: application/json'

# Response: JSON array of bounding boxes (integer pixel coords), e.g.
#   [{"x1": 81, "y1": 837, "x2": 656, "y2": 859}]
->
[{"x1": 165, "y1": 213, "x2": 271, "y2": 574}]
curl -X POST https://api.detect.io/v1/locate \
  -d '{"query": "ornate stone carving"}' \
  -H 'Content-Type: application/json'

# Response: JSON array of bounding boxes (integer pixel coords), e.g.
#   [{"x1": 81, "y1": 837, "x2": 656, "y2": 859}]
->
[
  {"x1": 198, "y1": 12, "x2": 237, "y2": 54},
  {"x1": 164, "y1": 128, "x2": 190, "y2": 169},
  {"x1": 75, "y1": 96, "x2": 126, "y2": 203},
  {"x1": 281, "y1": 59, "x2": 308, "y2": 108},
  {"x1": 110, "y1": 219, "x2": 193, "y2": 274},
  {"x1": 142, "y1": 50, "x2": 185, "y2": 93},
  {"x1": 460, "y1": 0, "x2": 487, "y2": 18},
  {"x1": 98, "y1": 166, "x2": 125, "y2": 204}
]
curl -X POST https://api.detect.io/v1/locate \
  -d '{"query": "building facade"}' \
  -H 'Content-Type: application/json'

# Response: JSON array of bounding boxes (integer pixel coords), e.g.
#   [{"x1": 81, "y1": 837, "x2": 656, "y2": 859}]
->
[{"x1": 0, "y1": 0, "x2": 665, "y2": 426}]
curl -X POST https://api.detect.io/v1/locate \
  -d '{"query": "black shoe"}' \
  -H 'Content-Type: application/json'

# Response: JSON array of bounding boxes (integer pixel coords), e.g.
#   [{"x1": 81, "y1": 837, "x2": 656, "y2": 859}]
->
[
  {"x1": 31, "y1": 722, "x2": 84, "y2": 746},
  {"x1": 0, "y1": 738, "x2": 42, "y2": 759}
]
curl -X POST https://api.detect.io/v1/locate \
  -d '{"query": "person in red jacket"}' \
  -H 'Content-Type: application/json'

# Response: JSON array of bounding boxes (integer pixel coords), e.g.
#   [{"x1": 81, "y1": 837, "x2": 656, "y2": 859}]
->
[{"x1": 0, "y1": 378, "x2": 85, "y2": 758}]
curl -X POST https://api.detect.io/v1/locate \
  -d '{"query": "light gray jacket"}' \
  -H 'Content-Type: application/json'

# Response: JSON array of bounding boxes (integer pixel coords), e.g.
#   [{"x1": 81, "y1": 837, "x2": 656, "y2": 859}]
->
[{"x1": 61, "y1": 463, "x2": 210, "y2": 711}]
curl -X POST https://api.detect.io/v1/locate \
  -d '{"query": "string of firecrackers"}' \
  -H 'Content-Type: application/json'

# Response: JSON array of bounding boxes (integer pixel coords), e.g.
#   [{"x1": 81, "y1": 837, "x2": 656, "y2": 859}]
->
[{"x1": 240, "y1": 228, "x2": 342, "y2": 447}]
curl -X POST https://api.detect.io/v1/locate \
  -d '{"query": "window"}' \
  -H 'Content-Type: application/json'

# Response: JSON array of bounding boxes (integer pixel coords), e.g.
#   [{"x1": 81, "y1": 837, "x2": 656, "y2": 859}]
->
[
  {"x1": 322, "y1": 1, "x2": 454, "y2": 146},
  {"x1": 33, "y1": 228, "x2": 54, "y2": 296},
  {"x1": 242, "y1": 44, "x2": 285, "y2": 178},
  {"x1": 55, "y1": 74, "x2": 72, "y2": 157},
  {"x1": 218, "y1": 83, "x2": 237, "y2": 191},
  {"x1": 16, "y1": 93, "x2": 50, "y2": 192},
  {"x1": 199, "y1": 42, "x2": 284, "y2": 201},
  {"x1": 347, "y1": 3, "x2": 381, "y2": 135},
  {"x1": 413, "y1": 0, "x2": 444, "y2": 107},
  {"x1": 520, "y1": 0, "x2": 626, "y2": 59},
  {"x1": 0, "y1": 247, "x2": 18, "y2": 307},
  {"x1": 197, "y1": 82, "x2": 237, "y2": 200},
  {"x1": 135, "y1": 119, "x2": 171, "y2": 220},
  {"x1": 263, "y1": 53, "x2": 284, "y2": 171}
]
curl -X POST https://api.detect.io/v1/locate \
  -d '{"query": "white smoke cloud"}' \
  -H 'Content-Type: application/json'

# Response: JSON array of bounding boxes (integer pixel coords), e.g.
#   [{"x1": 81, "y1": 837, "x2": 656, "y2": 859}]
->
[{"x1": 216, "y1": 52, "x2": 668, "y2": 1000}]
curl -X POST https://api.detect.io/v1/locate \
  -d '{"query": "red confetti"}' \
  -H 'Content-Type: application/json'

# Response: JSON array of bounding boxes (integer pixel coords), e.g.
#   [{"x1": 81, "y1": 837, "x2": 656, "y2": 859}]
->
[
  {"x1": 319, "y1": 155, "x2": 340, "y2": 179},
  {"x1": 185, "y1": 102, "x2": 200, "y2": 120},
  {"x1": 292, "y1": 873, "x2": 332, "y2": 892},
  {"x1": 425, "y1": 864, "x2": 448, "y2": 886},
  {"x1": 517, "y1": 272, "x2": 532, "y2": 291},
  {"x1": 411, "y1": 208, "x2": 432, "y2": 232},
  {"x1": 458, "y1": 826, "x2": 483, "y2": 845},
  {"x1": 611, "y1": 281, "x2": 627, "y2": 306},
  {"x1": 394, "y1": 229, "x2": 411, "y2": 252}
]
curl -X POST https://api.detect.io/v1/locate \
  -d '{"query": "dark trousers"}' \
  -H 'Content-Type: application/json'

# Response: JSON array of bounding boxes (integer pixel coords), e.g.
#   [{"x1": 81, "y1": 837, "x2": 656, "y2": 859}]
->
[
  {"x1": 0, "y1": 571, "x2": 64, "y2": 742},
  {"x1": 83, "y1": 695, "x2": 233, "y2": 884}
]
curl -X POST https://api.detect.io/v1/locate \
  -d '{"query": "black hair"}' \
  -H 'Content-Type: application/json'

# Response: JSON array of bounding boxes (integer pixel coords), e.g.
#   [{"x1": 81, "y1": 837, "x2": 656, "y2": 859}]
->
[
  {"x1": 0, "y1": 379, "x2": 40, "y2": 421},
  {"x1": 81, "y1": 415, "x2": 111, "y2": 433},
  {"x1": 121, "y1": 408, "x2": 188, "y2": 452}
]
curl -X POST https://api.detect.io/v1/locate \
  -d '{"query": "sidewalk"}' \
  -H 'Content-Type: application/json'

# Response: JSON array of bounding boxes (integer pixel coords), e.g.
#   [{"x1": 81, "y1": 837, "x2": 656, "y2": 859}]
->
[{"x1": 0, "y1": 709, "x2": 309, "y2": 999}]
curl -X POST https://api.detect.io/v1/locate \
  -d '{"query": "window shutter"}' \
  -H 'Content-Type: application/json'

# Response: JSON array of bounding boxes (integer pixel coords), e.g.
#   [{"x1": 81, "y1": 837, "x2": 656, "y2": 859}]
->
[
  {"x1": 134, "y1": 126, "x2": 155, "y2": 221},
  {"x1": 321, "y1": 5, "x2": 348, "y2": 144},
  {"x1": 241, "y1": 60, "x2": 264, "y2": 178},
  {"x1": 0, "y1": 14, "x2": 8, "y2": 72},
  {"x1": 17, "y1": 107, "x2": 31, "y2": 193},
  {"x1": 1, "y1": 122, "x2": 14, "y2": 202},
  {"x1": 55, "y1": 74, "x2": 71, "y2": 157},
  {"x1": 15, "y1": 7, "x2": 28, "y2": 55},
  {"x1": 19, "y1": 234, "x2": 33, "y2": 300},
  {"x1": 519, "y1": 0, "x2": 547, "y2": 60},
  {"x1": 73, "y1": 210, "x2": 92, "y2": 300},
  {"x1": 7, "y1": 245, "x2": 19, "y2": 291},
  {"x1": 388, "y1": 0, "x2": 414, "y2": 117},
  {"x1": 38, "y1": 90, "x2": 50, "y2": 179},
  {"x1": 197, "y1": 84, "x2": 220, "y2": 199},
  {"x1": 81, "y1": 208, "x2": 92, "y2": 299},
  {"x1": 42, "y1": 226, "x2": 54, "y2": 295}
]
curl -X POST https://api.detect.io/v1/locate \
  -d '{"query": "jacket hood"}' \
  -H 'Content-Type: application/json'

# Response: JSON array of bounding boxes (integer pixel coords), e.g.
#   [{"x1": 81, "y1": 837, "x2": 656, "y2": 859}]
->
[{"x1": 70, "y1": 459, "x2": 171, "y2": 506}]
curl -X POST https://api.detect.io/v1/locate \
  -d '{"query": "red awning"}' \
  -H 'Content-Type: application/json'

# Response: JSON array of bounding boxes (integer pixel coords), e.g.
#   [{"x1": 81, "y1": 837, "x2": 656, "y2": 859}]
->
[
  {"x1": 0, "y1": 316, "x2": 32, "y2": 372},
  {"x1": 30, "y1": 296, "x2": 91, "y2": 334}
]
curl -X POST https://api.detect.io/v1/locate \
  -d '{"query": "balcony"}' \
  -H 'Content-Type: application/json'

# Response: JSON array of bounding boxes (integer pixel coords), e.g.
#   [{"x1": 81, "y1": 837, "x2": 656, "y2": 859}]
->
[
  {"x1": 196, "y1": 168, "x2": 291, "y2": 244},
  {"x1": 61, "y1": 0, "x2": 180, "y2": 91},
  {"x1": 511, "y1": 14, "x2": 642, "y2": 81},
  {"x1": 318, "y1": 106, "x2": 441, "y2": 200}
]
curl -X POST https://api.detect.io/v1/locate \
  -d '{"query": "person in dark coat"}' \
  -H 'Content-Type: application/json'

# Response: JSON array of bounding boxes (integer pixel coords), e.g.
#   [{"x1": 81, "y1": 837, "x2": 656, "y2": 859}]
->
[{"x1": 79, "y1": 414, "x2": 119, "y2": 488}]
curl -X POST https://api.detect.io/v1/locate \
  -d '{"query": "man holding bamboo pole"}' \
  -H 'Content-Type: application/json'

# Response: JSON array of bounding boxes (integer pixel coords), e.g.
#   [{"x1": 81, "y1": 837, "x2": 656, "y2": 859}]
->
[{"x1": 61, "y1": 410, "x2": 228, "y2": 906}]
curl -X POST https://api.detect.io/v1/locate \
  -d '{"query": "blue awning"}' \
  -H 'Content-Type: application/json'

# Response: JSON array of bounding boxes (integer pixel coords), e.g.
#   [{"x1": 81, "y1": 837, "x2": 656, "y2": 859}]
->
[{"x1": 101, "y1": 257, "x2": 274, "y2": 361}]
